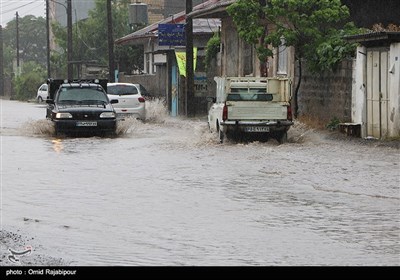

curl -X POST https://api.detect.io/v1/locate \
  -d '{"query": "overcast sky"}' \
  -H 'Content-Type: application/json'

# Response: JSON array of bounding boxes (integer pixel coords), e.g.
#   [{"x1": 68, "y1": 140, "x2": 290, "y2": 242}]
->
[{"x1": 0, "y1": 0, "x2": 45, "y2": 27}]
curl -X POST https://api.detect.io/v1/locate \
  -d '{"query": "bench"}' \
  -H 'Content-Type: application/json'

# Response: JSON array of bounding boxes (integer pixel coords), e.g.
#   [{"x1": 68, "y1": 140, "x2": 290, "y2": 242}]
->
[{"x1": 338, "y1": 123, "x2": 361, "y2": 137}]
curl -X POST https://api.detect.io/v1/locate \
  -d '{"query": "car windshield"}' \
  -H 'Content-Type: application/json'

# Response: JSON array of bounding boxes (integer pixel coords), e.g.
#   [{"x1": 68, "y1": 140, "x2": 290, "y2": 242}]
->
[
  {"x1": 227, "y1": 88, "x2": 273, "y2": 101},
  {"x1": 108, "y1": 85, "x2": 138, "y2": 96},
  {"x1": 57, "y1": 87, "x2": 109, "y2": 104}
]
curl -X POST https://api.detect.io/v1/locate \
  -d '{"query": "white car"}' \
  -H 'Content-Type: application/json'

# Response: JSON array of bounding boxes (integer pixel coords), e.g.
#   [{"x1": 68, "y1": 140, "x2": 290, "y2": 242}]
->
[
  {"x1": 36, "y1": 83, "x2": 48, "y2": 102},
  {"x1": 107, "y1": 83, "x2": 146, "y2": 120}
]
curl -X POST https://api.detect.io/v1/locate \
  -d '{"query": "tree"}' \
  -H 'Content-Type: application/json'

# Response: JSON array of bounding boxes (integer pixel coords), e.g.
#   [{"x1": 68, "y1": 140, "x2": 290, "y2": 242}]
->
[
  {"x1": 3, "y1": 15, "x2": 47, "y2": 74},
  {"x1": 227, "y1": 0, "x2": 359, "y2": 118},
  {"x1": 51, "y1": 0, "x2": 143, "y2": 77},
  {"x1": 2, "y1": 15, "x2": 47, "y2": 100}
]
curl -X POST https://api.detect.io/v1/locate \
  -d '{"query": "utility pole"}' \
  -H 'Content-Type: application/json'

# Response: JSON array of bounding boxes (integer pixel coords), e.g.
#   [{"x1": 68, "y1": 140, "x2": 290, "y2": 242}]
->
[
  {"x1": 185, "y1": 0, "x2": 194, "y2": 117},
  {"x1": 16, "y1": 12, "x2": 20, "y2": 76},
  {"x1": 67, "y1": 0, "x2": 73, "y2": 80},
  {"x1": 46, "y1": 0, "x2": 50, "y2": 78},
  {"x1": 107, "y1": 0, "x2": 115, "y2": 82}
]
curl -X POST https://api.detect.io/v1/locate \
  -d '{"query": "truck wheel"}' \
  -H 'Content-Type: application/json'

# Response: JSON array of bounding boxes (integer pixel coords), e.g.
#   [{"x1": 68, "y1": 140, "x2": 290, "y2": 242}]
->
[
  {"x1": 277, "y1": 131, "x2": 288, "y2": 144},
  {"x1": 208, "y1": 122, "x2": 212, "y2": 133},
  {"x1": 217, "y1": 124, "x2": 224, "y2": 143}
]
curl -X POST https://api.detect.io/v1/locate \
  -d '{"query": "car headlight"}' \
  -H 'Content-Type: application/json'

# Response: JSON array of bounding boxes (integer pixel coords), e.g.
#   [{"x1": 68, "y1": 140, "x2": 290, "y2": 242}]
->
[
  {"x1": 100, "y1": 112, "x2": 116, "y2": 118},
  {"x1": 55, "y1": 112, "x2": 73, "y2": 119}
]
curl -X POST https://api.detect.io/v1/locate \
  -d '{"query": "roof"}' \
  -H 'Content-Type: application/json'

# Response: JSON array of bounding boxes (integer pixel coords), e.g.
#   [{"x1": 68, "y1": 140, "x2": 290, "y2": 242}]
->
[
  {"x1": 115, "y1": 0, "x2": 221, "y2": 46},
  {"x1": 188, "y1": 0, "x2": 235, "y2": 19},
  {"x1": 345, "y1": 31, "x2": 400, "y2": 46}
]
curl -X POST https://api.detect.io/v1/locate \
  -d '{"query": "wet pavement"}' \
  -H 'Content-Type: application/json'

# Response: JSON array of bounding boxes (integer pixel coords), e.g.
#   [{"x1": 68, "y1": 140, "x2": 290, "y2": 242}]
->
[{"x1": 0, "y1": 100, "x2": 399, "y2": 266}]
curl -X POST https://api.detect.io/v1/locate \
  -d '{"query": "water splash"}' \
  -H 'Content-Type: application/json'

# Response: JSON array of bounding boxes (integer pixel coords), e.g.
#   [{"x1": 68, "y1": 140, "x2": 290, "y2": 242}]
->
[
  {"x1": 116, "y1": 117, "x2": 141, "y2": 135},
  {"x1": 145, "y1": 98, "x2": 169, "y2": 123},
  {"x1": 20, "y1": 119, "x2": 55, "y2": 137}
]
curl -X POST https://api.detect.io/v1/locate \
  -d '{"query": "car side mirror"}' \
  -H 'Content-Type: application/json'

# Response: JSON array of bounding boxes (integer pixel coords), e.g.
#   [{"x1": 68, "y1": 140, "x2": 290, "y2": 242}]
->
[
  {"x1": 46, "y1": 99, "x2": 54, "y2": 104},
  {"x1": 206, "y1": 96, "x2": 216, "y2": 103},
  {"x1": 110, "y1": 99, "x2": 119, "y2": 104}
]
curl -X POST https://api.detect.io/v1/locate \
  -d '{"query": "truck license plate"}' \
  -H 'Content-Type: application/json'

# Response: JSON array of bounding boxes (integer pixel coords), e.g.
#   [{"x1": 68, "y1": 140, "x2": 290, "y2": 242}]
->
[
  {"x1": 76, "y1": 121, "x2": 97, "y2": 127},
  {"x1": 244, "y1": 126, "x2": 269, "y2": 132}
]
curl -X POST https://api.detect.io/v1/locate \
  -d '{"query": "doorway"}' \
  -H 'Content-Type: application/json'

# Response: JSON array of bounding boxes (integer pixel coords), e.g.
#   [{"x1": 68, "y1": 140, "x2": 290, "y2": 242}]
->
[{"x1": 366, "y1": 49, "x2": 390, "y2": 138}]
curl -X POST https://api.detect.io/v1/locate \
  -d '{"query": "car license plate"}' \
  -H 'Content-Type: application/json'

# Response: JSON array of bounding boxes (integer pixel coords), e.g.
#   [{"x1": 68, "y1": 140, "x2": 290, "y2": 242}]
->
[
  {"x1": 76, "y1": 121, "x2": 97, "y2": 127},
  {"x1": 244, "y1": 126, "x2": 270, "y2": 132}
]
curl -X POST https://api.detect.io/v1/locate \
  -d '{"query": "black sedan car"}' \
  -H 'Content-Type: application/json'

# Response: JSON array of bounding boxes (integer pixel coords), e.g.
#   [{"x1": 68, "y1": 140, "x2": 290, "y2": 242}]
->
[{"x1": 46, "y1": 79, "x2": 118, "y2": 136}]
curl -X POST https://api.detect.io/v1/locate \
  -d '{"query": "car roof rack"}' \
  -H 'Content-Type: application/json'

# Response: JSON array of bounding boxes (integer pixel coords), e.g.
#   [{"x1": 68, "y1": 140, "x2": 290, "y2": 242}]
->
[{"x1": 47, "y1": 78, "x2": 108, "y2": 99}]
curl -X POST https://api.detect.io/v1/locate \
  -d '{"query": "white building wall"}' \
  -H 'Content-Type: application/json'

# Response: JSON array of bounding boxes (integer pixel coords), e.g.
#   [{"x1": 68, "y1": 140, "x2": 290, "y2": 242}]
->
[
  {"x1": 388, "y1": 42, "x2": 400, "y2": 137},
  {"x1": 352, "y1": 43, "x2": 400, "y2": 138},
  {"x1": 352, "y1": 46, "x2": 367, "y2": 137}
]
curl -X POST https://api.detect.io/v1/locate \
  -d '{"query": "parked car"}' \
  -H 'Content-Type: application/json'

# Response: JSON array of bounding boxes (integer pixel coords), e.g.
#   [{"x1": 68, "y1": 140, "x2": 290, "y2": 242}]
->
[
  {"x1": 107, "y1": 82, "x2": 146, "y2": 120},
  {"x1": 36, "y1": 83, "x2": 48, "y2": 102},
  {"x1": 46, "y1": 79, "x2": 118, "y2": 136}
]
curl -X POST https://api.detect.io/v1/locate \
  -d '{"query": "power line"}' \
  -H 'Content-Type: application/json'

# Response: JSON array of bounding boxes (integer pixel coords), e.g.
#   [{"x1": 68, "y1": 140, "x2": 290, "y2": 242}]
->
[{"x1": 0, "y1": 1, "x2": 39, "y2": 15}]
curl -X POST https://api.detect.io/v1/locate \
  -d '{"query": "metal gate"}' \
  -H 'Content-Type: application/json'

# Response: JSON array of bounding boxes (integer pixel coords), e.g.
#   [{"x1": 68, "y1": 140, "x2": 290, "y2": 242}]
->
[{"x1": 366, "y1": 49, "x2": 390, "y2": 138}]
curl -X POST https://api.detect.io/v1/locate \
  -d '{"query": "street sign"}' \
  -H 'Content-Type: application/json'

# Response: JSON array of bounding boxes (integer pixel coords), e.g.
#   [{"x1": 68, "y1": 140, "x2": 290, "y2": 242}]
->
[{"x1": 158, "y1": 24, "x2": 186, "y2": 46}]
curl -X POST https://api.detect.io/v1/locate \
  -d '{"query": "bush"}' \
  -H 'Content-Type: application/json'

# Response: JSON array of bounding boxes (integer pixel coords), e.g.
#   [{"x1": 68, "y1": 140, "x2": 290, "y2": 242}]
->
[
  {"x1": 13, "y1": 62, "x2": 46, "y2": 101},
  {"x1": 205, "y1": 33, "x2": 220, "y2": 69},
  {"x1": 14, "y1": 73, "x2": 43, "y2": 101},
  {"x1": 326, "y1": 117, "x2": 341, "y2": 130}
]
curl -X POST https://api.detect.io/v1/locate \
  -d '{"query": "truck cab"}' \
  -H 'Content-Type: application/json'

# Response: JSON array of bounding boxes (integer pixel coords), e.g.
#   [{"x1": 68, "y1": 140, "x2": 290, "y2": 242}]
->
[{"x1": 207, "y1": 76, "x2": 293, "y2": 143}]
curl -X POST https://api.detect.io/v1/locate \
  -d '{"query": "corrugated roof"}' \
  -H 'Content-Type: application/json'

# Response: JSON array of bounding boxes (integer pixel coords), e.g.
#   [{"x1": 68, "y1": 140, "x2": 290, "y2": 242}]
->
[
  {"x1": 188, "y1": 0, "x2": 235, "y2": 19},
  {"x1": 345, "y1": 31, "x2": 400, "y2": 44}
]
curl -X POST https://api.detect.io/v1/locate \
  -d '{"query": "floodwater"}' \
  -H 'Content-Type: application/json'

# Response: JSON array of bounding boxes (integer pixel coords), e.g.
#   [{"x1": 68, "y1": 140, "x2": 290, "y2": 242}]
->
[{"x1": 0, "y1": 99, "x2": 399, "y2": 266}]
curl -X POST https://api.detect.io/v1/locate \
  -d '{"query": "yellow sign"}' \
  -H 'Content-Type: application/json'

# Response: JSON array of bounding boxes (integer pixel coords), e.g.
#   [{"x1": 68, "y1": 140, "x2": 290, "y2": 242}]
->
[{"x1": 175, "y1": 48, "x2": 197, "y2": 77}]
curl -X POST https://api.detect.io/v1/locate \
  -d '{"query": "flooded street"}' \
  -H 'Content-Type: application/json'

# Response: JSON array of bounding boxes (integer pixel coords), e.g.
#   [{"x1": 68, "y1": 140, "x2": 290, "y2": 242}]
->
[{"x1": 1, "y1": 100, "x2": 399, "y2": 266}]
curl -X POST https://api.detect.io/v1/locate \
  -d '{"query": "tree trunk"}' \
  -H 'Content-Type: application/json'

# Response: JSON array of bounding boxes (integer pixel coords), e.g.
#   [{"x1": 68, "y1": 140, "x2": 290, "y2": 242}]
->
[{"x1": 294, "y1": 58, "x2": 302, "y2": 119}]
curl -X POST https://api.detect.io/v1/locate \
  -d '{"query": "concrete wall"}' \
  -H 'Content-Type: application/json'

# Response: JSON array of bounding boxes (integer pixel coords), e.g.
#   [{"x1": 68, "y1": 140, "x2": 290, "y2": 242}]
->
[
  {"x1": 222, "y1": 17, "x2": 240, "y2": 77},
  {"x1": 119, "y1": 70, "x2": 166, "y2": 98},
  {"x1": 297, "y1": 59, "x2": 354, "y2": 124}
]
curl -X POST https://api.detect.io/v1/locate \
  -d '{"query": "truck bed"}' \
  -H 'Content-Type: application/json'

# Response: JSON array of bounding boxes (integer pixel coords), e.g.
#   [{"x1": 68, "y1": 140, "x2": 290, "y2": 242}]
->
[{"x1": 226, "y1": 101, "x2": 288, "y2": 121}]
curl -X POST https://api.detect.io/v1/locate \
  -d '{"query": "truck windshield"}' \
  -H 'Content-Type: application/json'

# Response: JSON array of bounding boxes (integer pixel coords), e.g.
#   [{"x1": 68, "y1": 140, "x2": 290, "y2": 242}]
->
[{"x1": 228, "y1": 88, "x2": 273, "y2": 101}]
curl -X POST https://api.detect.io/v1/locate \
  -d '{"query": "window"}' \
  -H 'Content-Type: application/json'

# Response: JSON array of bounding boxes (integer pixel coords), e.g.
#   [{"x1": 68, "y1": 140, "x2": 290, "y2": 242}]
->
[
  {"x1": 108, "y1": 85, "x2": 138, "y2": 96},
  {"x1": 228, "y1": 88, "x2": 273, "y2": 101}
]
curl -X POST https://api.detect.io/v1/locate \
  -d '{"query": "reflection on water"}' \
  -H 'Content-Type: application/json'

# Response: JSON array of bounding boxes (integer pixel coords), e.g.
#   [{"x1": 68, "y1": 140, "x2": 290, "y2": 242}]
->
[
  {"x1": 1, "y1": 99, "x2": 399, "y2": 266},
  {"x1": 51, "y1": 139, "x2": 64, "y2": 153}
]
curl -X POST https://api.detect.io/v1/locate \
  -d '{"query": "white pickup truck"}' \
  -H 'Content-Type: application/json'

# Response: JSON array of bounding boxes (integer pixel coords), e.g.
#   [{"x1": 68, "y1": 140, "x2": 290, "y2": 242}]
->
[{"x1": 207, "y1": 76, "x2": 293, "y2": 143}]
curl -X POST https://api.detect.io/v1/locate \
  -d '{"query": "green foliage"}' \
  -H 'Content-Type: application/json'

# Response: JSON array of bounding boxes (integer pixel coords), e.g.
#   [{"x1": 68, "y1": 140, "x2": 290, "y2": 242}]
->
[
  {"x1": 326, "y1": 117, "x2": 341, "y2": 130},
  {"x1": 205, "y1": 33, "x2": 221, "y2": 69},
  {"x1": 3, "y1": 15, "x2": 47, "y2": 70},
  {"x1": 13, "y1": 62, "x2": 47, "y2": 101},
  {"x1": 50, "y1": 0, "x2": 143, "y2": 76},
  {"x1": 227, "y1": 0, "x2": 361, "y2": 72}
]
